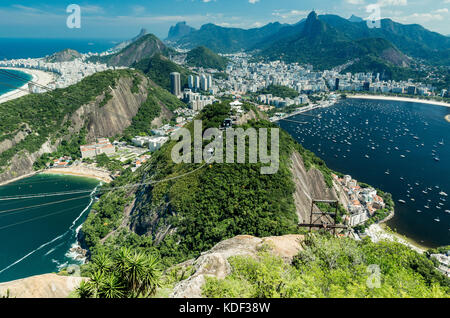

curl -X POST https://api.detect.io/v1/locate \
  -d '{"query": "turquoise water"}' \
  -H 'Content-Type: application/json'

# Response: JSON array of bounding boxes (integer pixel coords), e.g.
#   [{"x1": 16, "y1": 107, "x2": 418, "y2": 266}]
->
[
  {"x1": 279, "y1": 99, "x2": 450, "y2": 248},
  {"x1": 0, "y1": 69, "x2": 32, "y2": 96},
  {"x1": 0, "y1": 174, "x2": 99, "y2": 283}
]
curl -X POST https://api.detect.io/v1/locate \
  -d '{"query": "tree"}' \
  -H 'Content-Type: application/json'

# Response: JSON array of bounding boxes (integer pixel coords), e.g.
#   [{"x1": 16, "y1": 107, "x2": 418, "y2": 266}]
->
[{"x1": 77, "y1": 247, "x2": 161, "y2": 298}]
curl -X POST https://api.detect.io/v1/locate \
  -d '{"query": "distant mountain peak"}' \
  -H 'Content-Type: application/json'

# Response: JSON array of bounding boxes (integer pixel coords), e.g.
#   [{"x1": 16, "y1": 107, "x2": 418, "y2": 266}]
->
[
  {"x1": 302, "y1": 10, "x2": 328, "y2": 38},
  {"x1": 132, "y1": 28, "x2": 148, "y2": 42},
  {"x1": 307, "y1": 10, "x2": 318, "y2": 21},
  {"x1": 348, "y1": 14, "x2": 364, "y2": 23},
  {"x1": 167, "y1": 21, "x2": 196, "y2": 40}
]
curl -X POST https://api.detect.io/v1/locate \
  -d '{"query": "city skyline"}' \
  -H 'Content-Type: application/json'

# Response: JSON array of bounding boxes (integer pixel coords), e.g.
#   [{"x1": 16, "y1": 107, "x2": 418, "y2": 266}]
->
[{"x1": 0, "y1": 0, "x2": 449, "y2": 40}]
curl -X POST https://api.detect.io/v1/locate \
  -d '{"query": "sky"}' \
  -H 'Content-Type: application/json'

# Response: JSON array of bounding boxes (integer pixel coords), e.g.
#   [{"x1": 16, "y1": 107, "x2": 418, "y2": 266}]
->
[{"x1": 0, "y1": 0, "x2": 448, "y2": 40}]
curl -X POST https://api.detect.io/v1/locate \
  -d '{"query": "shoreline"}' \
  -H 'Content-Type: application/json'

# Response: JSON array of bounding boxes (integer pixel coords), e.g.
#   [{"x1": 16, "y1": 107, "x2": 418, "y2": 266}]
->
[
  {"x1": 0, "y1": 171, "x2": 41, "y2": 187},
  {"x1": 0, "y1": 67, "x2": 55, "y2": 104},
  {"x1": 366, "y1": 223, "x2": 429, "y2": 253},
  {"x1": 40, "y1": 165, "x2": 112, "y2": 183},
  {"x1": 347, "y1": 94, "x2": 450, "y2": 108},
  {"x1": 0, "y1": 165, "x2": 112, "y2": 188}
]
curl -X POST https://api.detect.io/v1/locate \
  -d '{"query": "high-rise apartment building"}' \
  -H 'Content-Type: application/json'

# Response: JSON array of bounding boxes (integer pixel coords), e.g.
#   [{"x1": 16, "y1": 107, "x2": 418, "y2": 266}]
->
[{"x1": 170, "y1": 72, "x2": 181, "y2": 97}]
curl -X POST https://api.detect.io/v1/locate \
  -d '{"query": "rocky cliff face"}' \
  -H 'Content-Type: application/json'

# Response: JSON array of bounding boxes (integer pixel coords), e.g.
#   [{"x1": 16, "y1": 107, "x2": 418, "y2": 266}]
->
[
  {"x1": 290, "y1": 151, "x2": 350, "y2": 222},
  {"x1": 0, "y1": 73, "x2": 150, "y2": 184},
  {"x1": 169, "y1": 234, "x2": 304, "y2": 298},
  {"x1": 71, "y1": 75, "x2": 150, "y2": 142}
]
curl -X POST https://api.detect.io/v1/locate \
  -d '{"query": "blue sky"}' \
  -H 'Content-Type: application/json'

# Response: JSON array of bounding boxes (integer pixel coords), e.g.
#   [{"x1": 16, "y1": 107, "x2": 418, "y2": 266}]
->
[{"x1": 0, "y1": 0, "x2": 448, "y2": 39}]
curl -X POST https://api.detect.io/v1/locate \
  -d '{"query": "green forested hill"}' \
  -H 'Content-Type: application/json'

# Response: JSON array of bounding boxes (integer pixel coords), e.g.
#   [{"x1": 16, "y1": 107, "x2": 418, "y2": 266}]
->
[
  {"x1": 260, "y1": 12, "x2": 410, "y2": 71},
  {"x1": 132, "y1": 54, "x2": 192, "y2": 91},
  {"x1": 80, "y1": 101, "x2": 337, "y2": 266},
  {"x1": 0, "y1": 69, "x2": 183, "y2": 174},
  {"x1": 0, "y1": 70, "x2": 129, "y2": 170},
  {"x1": 185, "y1": 46, "x2": 228, "y2": 71},
  {"x1": 89, "y1": 34, "x2": 174, "y2": 67},
  {"x1": 81, "y1": 103, "x2": 301, "y2": 265},
  {"x1": 78, "y1": 101, "x2": 450, "y2": 298}
]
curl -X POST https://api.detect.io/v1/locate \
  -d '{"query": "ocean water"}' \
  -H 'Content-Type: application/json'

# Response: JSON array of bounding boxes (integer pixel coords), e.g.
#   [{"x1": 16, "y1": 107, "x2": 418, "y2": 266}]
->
[
  {"x1": 0, "y1": 38, "x2": 120, "y2": 60},
  {"x1": 279, "y1": 98, "x2": 450, "y2": 248},
  {"x1": 0, "y1": 174, "x2": 99, "y2": 283},
  {"x1": 0, "y1": 69, "x2": 32, "y2": 96}
]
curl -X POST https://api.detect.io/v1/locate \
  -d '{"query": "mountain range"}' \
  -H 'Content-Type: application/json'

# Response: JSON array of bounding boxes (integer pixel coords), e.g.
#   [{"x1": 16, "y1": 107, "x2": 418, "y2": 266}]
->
[{"x1": 167, "y1": 11, "x2": 450, "y2": 68}]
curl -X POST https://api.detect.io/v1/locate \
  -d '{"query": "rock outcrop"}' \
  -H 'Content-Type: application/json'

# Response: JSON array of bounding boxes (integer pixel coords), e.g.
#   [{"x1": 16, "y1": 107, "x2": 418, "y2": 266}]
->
[
  {"x1": 169, "y1": 234, "x2": 304, "y2": 298},
  {"x1": 0, "y1": 273, "x2": 85, "y2": 298}
]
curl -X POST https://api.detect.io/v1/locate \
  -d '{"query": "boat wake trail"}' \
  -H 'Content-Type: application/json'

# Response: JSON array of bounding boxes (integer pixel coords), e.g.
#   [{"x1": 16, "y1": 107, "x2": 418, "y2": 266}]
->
[{"x1": 0, "y1": 183, "x2": 100, "y2": 277}]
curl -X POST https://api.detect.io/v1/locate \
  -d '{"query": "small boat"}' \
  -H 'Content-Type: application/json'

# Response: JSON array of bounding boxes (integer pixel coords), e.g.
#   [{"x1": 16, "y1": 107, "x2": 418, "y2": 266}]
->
[
  {"x1": 417, "y1": 210, "x2": 422, "y2": 213},
  {"x1": 365, "y1": 154, "x2": 370, "y2": 159},
  {"x1": 434, "y1": 218, "x2": 440, "y2": 222},
  {"x1": 438, "y1": 139, "x2": 444, "y2": 145},
  {"x1": 434, "y1": 157, "x2": 440, "y2": 161},
  {"x1": 385, "y1": 170, "x2": 390, "y2": 175},
  {"x1": 398, "y1": 199, "x2": 406, "y2": 204},
  {"x1": 439, "y1": 191, "x2": 448, "y2": 197},
  {"x1": 400, "y1": 155, "x2": 406, "y2": 158}
]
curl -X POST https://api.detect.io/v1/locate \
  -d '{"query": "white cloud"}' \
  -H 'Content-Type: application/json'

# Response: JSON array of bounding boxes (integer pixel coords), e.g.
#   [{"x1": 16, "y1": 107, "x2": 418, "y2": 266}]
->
[
  {"x1": 345, "y1": 0, "x2": 365, "y2": 4},
  {"x1": 272, "y1": 9, "x2": 309, "y2": 19},
  {"x1": 395, "y1": 12, "x2": 444, "y2": 23},
  {"x1": 378, "y1": 0, "x2": 407, "y2": 6},
  {"x1": 434, "y1": 8, "x2": 449, "y2": 13},
  {"x1": 131, "y1": 5, "x2": 146, "y2": 15},
  {"x1": 81, "y1": 5, "x2": 104, "y2": 14}
]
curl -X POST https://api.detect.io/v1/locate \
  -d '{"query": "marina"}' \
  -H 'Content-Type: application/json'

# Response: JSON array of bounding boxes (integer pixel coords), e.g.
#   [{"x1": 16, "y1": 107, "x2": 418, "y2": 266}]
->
[{"x1": 279, "y1": 98, "x2": 450, "y2": 247}]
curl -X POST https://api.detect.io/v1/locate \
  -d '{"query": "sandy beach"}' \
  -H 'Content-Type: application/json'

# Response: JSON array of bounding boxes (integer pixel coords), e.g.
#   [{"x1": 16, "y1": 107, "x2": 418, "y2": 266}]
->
[
  {"x1": 365, "y1": 223, "x2": 427, "y2": 254},
  {"x1": 40, "y1": 165, "x2": 112, "y2": 183},
  {"x1": 348, "y1": 94, "x2": 450, "y2": 108},
  {"x1": 0, "y1": 67, "x2": 55, "y2": 104}
]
